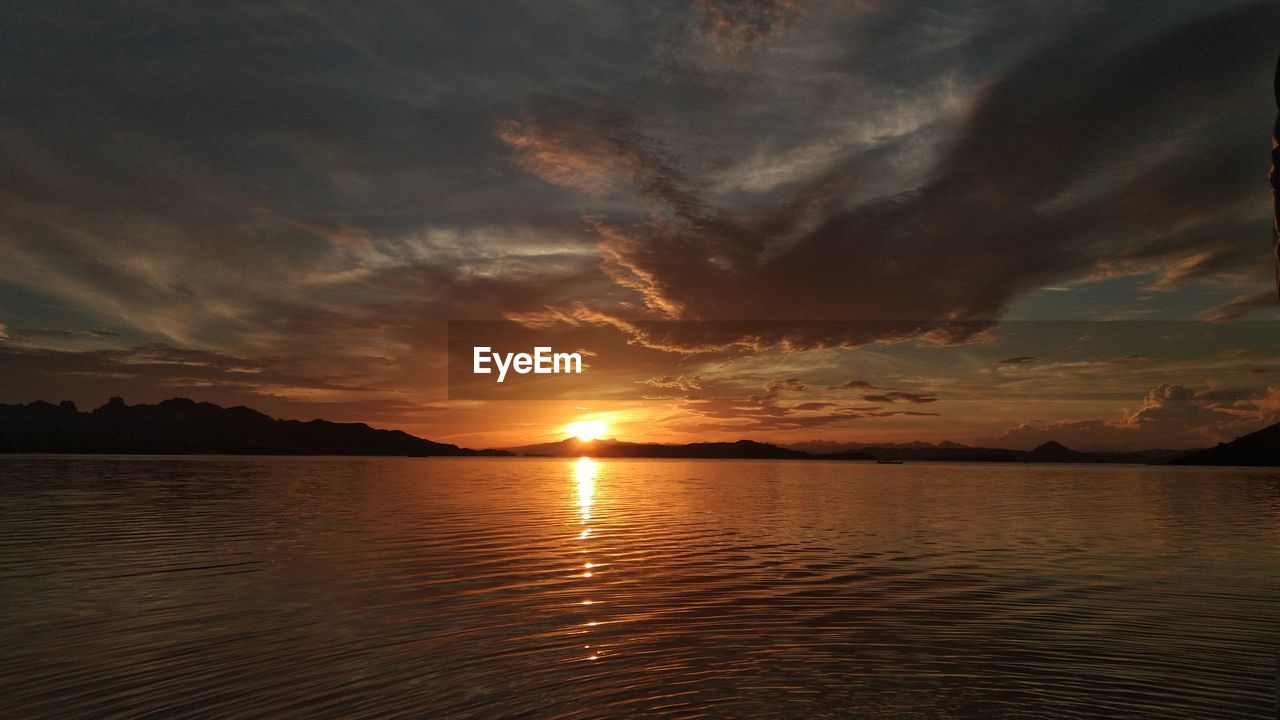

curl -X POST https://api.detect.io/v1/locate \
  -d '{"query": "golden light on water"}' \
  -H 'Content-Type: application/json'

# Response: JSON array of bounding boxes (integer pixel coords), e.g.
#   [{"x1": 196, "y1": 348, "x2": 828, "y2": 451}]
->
[
  {"x1": 575, "y1": 457, "x2": 596, "y2": 519},
  {"x1": 572, "y1": 456, "x2": 603, "y2": 661},
  {"x1": 565, "y1": 419, "x2": 607, "y2": 441}
]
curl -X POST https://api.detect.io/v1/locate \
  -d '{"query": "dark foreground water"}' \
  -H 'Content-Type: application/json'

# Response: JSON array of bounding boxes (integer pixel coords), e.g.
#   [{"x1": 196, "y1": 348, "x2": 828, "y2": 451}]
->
[{"x1": 0, "y1": 456, "x2": 1277, "y2": 719}]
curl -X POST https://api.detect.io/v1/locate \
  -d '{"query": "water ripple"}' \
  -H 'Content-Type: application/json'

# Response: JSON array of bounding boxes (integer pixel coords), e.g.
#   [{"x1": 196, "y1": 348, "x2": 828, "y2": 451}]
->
[{"x1": 0, "y1": 455, "x2": 1277, "y2": 718}]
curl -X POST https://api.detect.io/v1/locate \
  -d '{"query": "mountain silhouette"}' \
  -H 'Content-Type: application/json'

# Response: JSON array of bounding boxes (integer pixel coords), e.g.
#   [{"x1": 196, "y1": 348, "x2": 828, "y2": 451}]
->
[
  {"x1": 1027, "y1": 441, "x2": 1090, "y2": 462},
  {"x1": 789, "y1": 441, "x2": 1185, "y2": 464},
  {"x1": 0, "y1": 398, "x2": 510, "y2": 456},
  {"x1": 7, "y1": 396, "x2": 1272, "y2": 465},
  {"x1": 1170, "y1": 420, "x2": 1280, "y2": 466},
  {"x1": 507, "y1": 437, "x2": 1198, "y2": 463}
]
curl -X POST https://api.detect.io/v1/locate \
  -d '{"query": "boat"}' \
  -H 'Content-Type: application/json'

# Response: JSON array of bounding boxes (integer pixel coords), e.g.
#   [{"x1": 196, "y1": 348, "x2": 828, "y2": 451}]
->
[{"x1": 876, "y1": 459, "x2": 904, "y2": 464}]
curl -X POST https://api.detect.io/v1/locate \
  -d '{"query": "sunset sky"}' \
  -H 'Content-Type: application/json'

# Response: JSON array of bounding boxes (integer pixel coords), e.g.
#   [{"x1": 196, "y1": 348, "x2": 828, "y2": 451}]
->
[{"x1": 2, "y1": 1, "x2": 1279, "y2": 450}]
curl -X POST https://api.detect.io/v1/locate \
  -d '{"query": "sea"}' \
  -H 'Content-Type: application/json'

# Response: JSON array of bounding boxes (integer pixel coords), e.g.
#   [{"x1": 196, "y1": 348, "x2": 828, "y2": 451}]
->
[{"x1": 1, "y1": 455, "x2": 1277, "y2": 718}]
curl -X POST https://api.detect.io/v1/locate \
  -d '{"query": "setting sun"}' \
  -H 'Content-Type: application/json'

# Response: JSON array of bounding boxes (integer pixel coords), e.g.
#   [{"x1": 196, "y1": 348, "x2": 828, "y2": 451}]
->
[{"x1": 565, "y1": 419, "x2": 608, "y2": 441}]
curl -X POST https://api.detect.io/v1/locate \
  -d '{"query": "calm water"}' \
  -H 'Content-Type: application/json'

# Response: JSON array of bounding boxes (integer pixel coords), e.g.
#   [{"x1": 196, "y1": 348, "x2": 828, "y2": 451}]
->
[{"x1": 0, "y1": 456, "x2": 1277, "y2": 719}]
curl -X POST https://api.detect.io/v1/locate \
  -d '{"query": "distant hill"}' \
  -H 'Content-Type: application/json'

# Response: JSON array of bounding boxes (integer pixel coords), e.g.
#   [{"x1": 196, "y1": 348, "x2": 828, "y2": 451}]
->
[
  {"x1": 1027, "y1": 441, "x2": 1090, "y2": 462},
  {"x1": 6, "y1": 395, "x2": 1254, "y2": 464},
  {"x1": 787, "y1": 439, "x2": 969, "y2": 454},
  {"x1": 1170, "y1": 421, "x2": 1280, "y2": 466},
  {"x1": 509, "y1": 437, "x2": 818, "y2": 460},
  {"x1": 507, "y1": 436, "x2": 1200, "y2": 464},
  {"x1": 796, "y1": 439, "x2": 1189, "y2": 464},
  {"x1": 0, "y1": 398, "x2": 510, "y2": 456}
]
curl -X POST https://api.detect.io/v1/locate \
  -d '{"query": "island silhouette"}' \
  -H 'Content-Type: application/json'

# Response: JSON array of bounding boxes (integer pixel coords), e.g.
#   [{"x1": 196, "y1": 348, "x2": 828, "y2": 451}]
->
[{"x1": 3, "y1": 396, "x2": 1277, "y2": 465}]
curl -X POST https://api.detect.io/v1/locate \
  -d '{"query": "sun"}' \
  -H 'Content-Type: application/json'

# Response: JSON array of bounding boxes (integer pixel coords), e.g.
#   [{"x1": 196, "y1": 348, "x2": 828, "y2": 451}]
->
[{"x1": 565, "y1": 419, "x2": 608, "y2": 442}]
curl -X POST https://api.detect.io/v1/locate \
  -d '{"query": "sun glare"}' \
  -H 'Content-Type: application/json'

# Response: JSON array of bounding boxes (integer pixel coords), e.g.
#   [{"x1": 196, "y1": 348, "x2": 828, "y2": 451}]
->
[{"x1": 565, "y1": 419, "x2": 608, "y2": 442}]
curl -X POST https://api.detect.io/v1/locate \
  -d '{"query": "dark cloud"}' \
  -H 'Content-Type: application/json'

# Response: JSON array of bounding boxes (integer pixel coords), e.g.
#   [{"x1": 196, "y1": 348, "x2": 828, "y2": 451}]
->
[
  {"x1": 860, "y1": 391, "x2": 938, "y2": 404},
  {"x1": 499, "y1": 95, "x2": 708, "y2": 222},
  {"x1": 505, "y1": 3, "x2": 1279, "y2": 351},
  {"x1": 867, "y1": 410, "x2": 942, "y2": 418},
  {"x1": 763, "y1": 377, "x2": 806, "y2": 396},
  {"x1": 694, "y1": 0, "x2": 806, "y2": 49}
]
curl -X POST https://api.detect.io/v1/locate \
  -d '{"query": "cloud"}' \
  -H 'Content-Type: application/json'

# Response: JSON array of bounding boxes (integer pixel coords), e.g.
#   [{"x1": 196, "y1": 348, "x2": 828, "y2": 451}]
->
[
  {"x1": 1201, "y1": 290, "x2": 1277, "y2": 322},
  {"x1": 997, "y1": 356, "x2": 1037, "y2": 365},
  {"x1": 641, "y1": 374, "x2": 704, "y2": 391},
  {"x1": 498, "y1": 96, "x2": 706, "y2": 219},
  {"x1": 676, "y1": 395, "x2": 866, "y2": 432},
  {"x1": 1117, "y1": 384, "x2": 1219, "y2": 439},
  {"x1": 0, "y1": 342, "x2": 450, "y2": 426},
  {"x1": 694, "y1": 0, "x2": 806, "y2": 49},
  {"x1": 668, "y1": 370, "x2": 946, "y2": 433},
  {"x1": 867, "y1": 410, "x2": 941, "y2": 418},
  {"x1": 502, "y1": 4, "x2": 1280, "y2": 352},
  {"x1": 763, "y1": 377, "x2": 806, "y2": 395},
  {"x1": 983, "y1": 382, "x2": 1280, "y2": 451},
  {"x1": 860, "y1": 391, "x2": 937, "y2": 404},
  {"x1": 793, "y1": 401, "x2": 836, "y2": 410}
]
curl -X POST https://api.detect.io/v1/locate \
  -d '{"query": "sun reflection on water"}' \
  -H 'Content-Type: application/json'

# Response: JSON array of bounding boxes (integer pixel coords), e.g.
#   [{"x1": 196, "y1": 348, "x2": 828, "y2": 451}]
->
[
  {"x1": 571, "y1": 457, "x2": 605, "y2": 662},
  {"x1": 575, "y1": 457, "x2": 595, "y2": 521}
]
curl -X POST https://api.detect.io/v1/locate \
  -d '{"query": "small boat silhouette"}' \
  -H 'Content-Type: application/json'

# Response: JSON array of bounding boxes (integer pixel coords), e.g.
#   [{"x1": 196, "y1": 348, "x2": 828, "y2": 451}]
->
[{"x1": 876, "y1": 459, "x2": 904, "y2": 464}]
